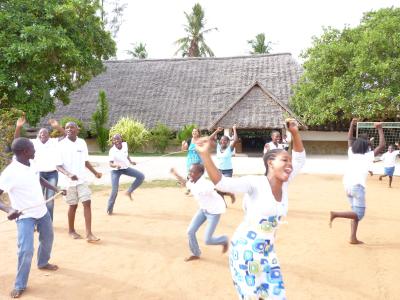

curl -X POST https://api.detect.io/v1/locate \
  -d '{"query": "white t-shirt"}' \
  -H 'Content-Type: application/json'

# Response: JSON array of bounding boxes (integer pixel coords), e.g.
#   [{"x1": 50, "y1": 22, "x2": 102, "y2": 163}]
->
[
  {"x1": 216, "y1": 150, "x2": 306, "y2": 219},
  {"x1": 343, "y1": 147, "x2": 375, "y2": 188},
  {"x1": 109, "y1": 142, "x2": 130, "y2": 169},
  {"x1": 381, "y1": 150, "x2": 400, "y2": 168},
  {"x1": 57, "y1": 137, "x2": 89, "y2": 186},
  {"x1": 0, "y1": 160, "x2": 47, "y2": 219},
  {"x1": 263, "y1": 142, "x2": 284, "y2": 154},
  {"x1": 31, "y1": 138, "x2": 59, "y2": 172},
  {"x1": 186, "y1": 176, "x2": 226, "y2": 214}
]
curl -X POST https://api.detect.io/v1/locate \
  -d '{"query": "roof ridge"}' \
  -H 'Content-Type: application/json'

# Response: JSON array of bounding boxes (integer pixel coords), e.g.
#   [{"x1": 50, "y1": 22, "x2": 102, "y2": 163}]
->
[{"x1": 105, "y1": 52, "x2": 293, "y2": 64}]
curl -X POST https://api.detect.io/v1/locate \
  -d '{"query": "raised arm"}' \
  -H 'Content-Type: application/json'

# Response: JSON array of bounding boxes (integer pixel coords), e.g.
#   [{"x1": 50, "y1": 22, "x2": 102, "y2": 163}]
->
[
  {"x1": 286, "y1": 118, "x2": 304, "y2": 153},
  {"x1": 48, "y1": 119, "x2": 65, "y2": 137},
  {"x1": 14, "y1": 113, "x2": 26, "y2": 139},
  {"x1": 195, "y1": 137, "x2": 221, "y2": 185},
  {"x1": 373, "y1": 122, "x2": 385, "y2": 156},
  {"x1": 230, "y1": 124, "x2": 239, "y2": 150},
  {"x1": 170, "y1": 168, "x2": 187, "y2": 186},
  {"x1": 347, "y1": 118, "x2": 357, "y2": 147},
  {"x1": 181, "y1": 140, "x2": 189, "y2": 151},
  {"x1": 209, "y1": 127, "x2": 223, "y2": 141}
]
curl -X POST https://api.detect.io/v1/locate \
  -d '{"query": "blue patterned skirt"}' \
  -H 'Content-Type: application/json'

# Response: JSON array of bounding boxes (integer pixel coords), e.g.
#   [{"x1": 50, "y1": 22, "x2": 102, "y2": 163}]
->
[{"x1": 229, "y1": 216, "x2": 286, "y2": 300}]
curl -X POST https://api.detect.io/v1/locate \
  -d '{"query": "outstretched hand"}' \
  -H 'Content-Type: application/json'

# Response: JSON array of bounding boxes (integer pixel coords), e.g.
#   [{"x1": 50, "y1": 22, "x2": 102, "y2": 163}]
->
[
  {"x1": 195, "y1": 136, "x2": 215, "y2": 154},
  {"x1": 16, "y1": 113, "x2": 26, "y2": 128},
  {"x1": 285, "y1": 118, "x2": 299, "y2": 134},
  {"x1": 48, "y1": 119, "x2": 59, "y2": 128},
  {"x1": 7, "y1": 208, "x2": 22, "y2": 220},
  {"x1": 374, "y1": 122, "x2": 383, "y2": 129}
]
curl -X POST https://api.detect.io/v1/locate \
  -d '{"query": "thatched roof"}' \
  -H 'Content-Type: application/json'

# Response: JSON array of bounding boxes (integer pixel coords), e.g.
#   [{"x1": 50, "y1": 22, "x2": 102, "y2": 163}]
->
[{"x1": 43, "y1": 53, "x2": 302, "y2": 130}]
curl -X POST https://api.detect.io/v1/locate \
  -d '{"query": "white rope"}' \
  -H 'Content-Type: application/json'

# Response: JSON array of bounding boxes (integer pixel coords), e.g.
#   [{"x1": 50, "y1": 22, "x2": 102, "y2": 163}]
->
[
  {"x1": 135, "y1": 150, "x2": 187, "y2": 165},
  {"x1": 0, "y1": 191, "x2": 63, "y2": 225}
]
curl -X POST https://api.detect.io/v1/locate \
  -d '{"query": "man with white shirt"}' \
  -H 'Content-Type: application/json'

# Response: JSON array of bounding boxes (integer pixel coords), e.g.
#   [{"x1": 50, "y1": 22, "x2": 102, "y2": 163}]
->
[
  {"x1": 378, "y1": 143, "x2": 400, "y2": 187},
  {"x1": 56, "y1": 122, "x2": 102, "y2": 242},
  {"x1": 14, "y1": 113, "x2": 65, "y2": 221},
  {"x1": 0, "y1": 138, "x2": 65, "y2": 298},
  {"x1": 170, "y1": 164, "x2": 228, "y2": 262}
]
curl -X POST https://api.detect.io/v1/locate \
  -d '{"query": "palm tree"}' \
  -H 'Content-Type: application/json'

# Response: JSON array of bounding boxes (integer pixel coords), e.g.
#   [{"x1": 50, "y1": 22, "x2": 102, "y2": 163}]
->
[
  {"x1": 175, "y1": 3, "x2": 217, "y2": 57},
  {"x1": 248, "y1": 33, "x2": 272, "y2": 54},
  {"x1": 126, "y1": 42, "x2": 148, "y2": 59}
]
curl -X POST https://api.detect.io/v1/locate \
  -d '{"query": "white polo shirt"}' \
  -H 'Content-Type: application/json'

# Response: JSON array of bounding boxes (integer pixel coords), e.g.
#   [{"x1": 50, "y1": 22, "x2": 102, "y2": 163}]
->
[
  {"x1": 186, "y1": 176, "x2": 226, "y2": 214},
  {"x1": 0, "y1": 160, "x2": 47, "y2": 219},
  {"x1": 31, "y1": 138, "x2": 59, "y2": 172},
  {"x1": 109, "y1": 142, "x2": 130, "y2": 169},
  {"x1": 263, "y1": 142, "x2": 284, "y2": 154},
  {"x1": 381, "y1": 150, "x2": 400, "y2": 168},
  {"x1": 57, "y1": 137, "x2": 89, "y2": 186},
  {"x1": 343, "y1": 147, "x2": 375, "y2": 188}
]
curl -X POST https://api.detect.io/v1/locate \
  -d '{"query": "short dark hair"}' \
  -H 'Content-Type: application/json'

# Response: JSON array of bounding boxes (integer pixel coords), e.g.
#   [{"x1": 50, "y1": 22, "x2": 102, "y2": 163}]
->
[
  {"x1": 191, "y1": 163, "x2": 204, "y2": 174},
  {"x1": 11, "y1": 137, "x2": 32, "y2": 155},
  {"x1": 263, "y1": 149, "x2": 285, "y2": 175},
  {"x1": 351, "y1": 138, "x2": 369, "y2": 154},
  {"x1": 271, "y1": 130, "x2": 280, "y2": 137}
]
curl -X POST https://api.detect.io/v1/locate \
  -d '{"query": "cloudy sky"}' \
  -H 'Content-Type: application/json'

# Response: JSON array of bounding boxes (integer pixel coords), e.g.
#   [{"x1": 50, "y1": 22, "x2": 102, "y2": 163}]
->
[{"x1": 114, "y1": 0, "x2": 398, "y2": 61}]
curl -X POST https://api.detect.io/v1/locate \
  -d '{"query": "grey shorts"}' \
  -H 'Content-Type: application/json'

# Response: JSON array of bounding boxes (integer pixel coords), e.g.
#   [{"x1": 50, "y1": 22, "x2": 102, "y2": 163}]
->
[{"x1": 65, "y1": 183, "x2": 92, "y2": 205}]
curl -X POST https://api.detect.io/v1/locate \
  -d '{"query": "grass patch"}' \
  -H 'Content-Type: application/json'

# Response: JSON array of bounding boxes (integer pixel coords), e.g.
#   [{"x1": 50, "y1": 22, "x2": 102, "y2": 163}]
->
[{"x1": 89, "y1": 179, "x2": 180, "y2": 192}]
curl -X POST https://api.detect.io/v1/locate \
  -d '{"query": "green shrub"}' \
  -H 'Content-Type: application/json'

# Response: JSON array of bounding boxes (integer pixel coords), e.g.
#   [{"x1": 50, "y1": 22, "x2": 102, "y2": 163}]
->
[
  {"x1": 109, "y1": 117, "x2": 149, "y2": 152},
  {"x1": 51, "y1": 116, "x2": 87, "y2": 138},
  {"x1": 176, "y1": 124, "x2": 198, "y2": 142},
  {"x1": 91, "y1": 90, "x2": 109, "y2": 152},
  {"x1": 150, "y1": 123, "x2": 173, "y2": 153}
]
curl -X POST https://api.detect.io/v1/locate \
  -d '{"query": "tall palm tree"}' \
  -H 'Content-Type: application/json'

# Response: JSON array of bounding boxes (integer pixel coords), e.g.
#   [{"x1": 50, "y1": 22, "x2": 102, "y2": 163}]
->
[
  {"x1": 126, "y1": 42, "x2": 148, "y2": 59},
  {"x1": 248, "y1": 33, "x2": 272, "y2": 54},
  {"x1": 175, "y1": 3, "x2": 217, "y2": 57}
]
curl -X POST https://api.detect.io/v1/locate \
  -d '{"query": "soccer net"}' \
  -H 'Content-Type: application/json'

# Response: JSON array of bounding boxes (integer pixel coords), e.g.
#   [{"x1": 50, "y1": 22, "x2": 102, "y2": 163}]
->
[{"x1": 356, "y1": 122, "x2": 400, "y2": 152}]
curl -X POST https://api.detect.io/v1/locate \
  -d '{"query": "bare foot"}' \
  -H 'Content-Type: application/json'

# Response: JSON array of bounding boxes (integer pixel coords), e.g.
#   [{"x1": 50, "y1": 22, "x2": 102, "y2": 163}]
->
[
  {"x1": 222, "y1": 242, "x2": 229, "y2": 254},
  {"x1": 10, "y1": 289, "x2": 24, "y2": 298},
  {"x1": 69, "y1": 231, "x2": 82, "y2": 239},
  {"x1": 38, "y1": 263, "x2": 58, "y2": 271},
  {"x1": 230, "y1": 194, "x2": 236, "y2": 204},
  {"x1": 124, "y1": 191, "x2": 133, "y2": 201},
  {"x1": 379, "y1": 176, "x2": 382, "y2": 181},
  {"x1": 86, "y1": 234, "x2": 100, "y2": 243},
  {"x1": 184, "y1": 255, "x2": 200, "y2": 262},
  {"x1": 329, "y1": 212, "x2": 335, "y2": 228},
  {"x1": 350, "y1": 239, "x2": 364, "y2": 245}
]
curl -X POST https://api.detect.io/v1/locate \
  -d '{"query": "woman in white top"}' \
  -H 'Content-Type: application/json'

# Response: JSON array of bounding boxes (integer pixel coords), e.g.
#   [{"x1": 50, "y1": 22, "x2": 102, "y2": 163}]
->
[
  {"x1": 171, "y1": 164, "x2": 228, "y2": 262},
  {"x1": 195, "y1": 119, "x2": 305, "y2": 300},
  {"x1": 107, "y1": 134, "x2": 145, "y2": 215},
  {"x1": 378, "y1": 143, "x2": 399, "y2": 187},
  {"x1": 330, "y1": 119, "x2": 385, "y2": 244}
]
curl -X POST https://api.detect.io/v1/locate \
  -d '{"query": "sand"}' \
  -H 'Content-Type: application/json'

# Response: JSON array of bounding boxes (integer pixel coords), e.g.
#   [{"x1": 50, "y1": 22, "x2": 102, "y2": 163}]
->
[{"x1": 0, "y1": 173, "x2": 399, "y2": 300}]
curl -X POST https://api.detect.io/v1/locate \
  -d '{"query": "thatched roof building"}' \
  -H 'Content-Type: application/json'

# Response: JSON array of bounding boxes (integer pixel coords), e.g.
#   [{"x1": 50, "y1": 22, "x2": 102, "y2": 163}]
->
[{"x1": 44, "y1": 53, "x2": 302, "y2": 130}]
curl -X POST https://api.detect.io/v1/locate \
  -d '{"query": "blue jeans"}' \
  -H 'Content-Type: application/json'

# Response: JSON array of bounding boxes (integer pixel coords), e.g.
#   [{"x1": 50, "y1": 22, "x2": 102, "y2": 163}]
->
[
  {"x1": 40, "y1": 171, "x2": 58, "y2": 221},
  {"x1": 15, "y1": 212, "x2": 54, "y2": 291},
  {"x1": 187, "y1": 209, "x2": 228, "y2": 257},
  {"x1": 107, "y1": 167, "x2": 145, "y2": 213}
]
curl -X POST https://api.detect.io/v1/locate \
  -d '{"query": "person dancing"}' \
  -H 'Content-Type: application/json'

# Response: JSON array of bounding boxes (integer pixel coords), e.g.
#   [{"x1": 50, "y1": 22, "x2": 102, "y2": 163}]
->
[
  {"x1": 330, "y1": 119, "x2": 385, "y2": 244},
  {"x1": 378, "y1": 143, "x2": 400, "y2": 188},
  {"x1": 195, "y1": 119, "x2": 305, "y2": 299},
  {"x1": 171, "y1": 164, "x2": 228, "y2": 262},
  {"x1": 107, "y1": 134, "x2": 145, "y2": 215}
]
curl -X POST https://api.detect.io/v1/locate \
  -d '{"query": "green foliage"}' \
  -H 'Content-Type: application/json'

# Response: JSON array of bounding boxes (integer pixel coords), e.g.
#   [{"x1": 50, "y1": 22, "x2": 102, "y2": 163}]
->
[
  {"x1": 0, "y1": 0, "x2": 116, "y2": 125},
  {"x1": 0, "y1": 103, "x2": 23, "y2": 171},
  {"x1": 150, "y1": 123, "x2": 173, "y2": 153},
  {"x1": 176, "y1": 124, "x2": 198, "y2": 142},
  {"x1": 51, "y1": 116, "x2": 87, "y2": 138},
  {"x1": 126, "y1": 42, "x2": 148, "y2": 59},
  {"x1": 248, "y1": 33, "x2": 272, "y2": 54},
  {"x1": 175, "y1": 3, "x2": 217, "y2": 57},
  {"x1": 109, "y1": 117, "x2": 149, "y2": 152},
  {"x1": 92, "y1": 90, "x2": 109, "y2": 152},
  {"x1": 291, "y1": 7, "x2": 400, "y2": 126}
]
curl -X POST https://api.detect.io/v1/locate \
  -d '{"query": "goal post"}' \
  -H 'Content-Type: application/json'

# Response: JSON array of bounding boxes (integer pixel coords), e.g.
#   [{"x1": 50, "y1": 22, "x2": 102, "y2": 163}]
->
[{"x1": 356, "y1": 122, "x2": 400, "y2": 151}]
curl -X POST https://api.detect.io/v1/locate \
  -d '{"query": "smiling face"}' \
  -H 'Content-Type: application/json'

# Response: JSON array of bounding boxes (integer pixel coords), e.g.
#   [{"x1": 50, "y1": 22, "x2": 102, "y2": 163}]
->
[
  {"x1": 266, "y1": 151, "x2": 293, "y2": 182},
  {"x1": 192, "y1": 128, "x2": 200, "y2": 139},
  {"x1": 188, "y1": 164, "x2": 204, "y2": 183},
  {"x1": 271, "y1": 132, "x2": 281, "y2": 144},
  {"x1": 38, "y1": 128, "x2": 50, "y2": 143},
  {"x1": 65, "y1": 122, "x2": 78, "y2": 141},
  {"x1": 388, "y1": 145, "x2": 394, "y2": 153},
  {"x1": 220, "y1": 136, "x2": 230, "y2": 148},
  {"x1": 112, "y1": 134, "x2": 123, "y2": 149}
]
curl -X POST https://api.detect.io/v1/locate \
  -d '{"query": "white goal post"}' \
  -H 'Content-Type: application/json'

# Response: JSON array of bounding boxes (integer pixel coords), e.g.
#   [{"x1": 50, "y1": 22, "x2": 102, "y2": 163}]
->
[{"x1": 356, "y1": 122, "x2": 400, "y2": 151}]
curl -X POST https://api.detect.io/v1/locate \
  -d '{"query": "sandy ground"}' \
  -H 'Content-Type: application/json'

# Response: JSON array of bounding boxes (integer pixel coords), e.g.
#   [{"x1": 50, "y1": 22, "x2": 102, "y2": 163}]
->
[{"x1": 0, "y1": 173, "x2": 400, "y2": 300}]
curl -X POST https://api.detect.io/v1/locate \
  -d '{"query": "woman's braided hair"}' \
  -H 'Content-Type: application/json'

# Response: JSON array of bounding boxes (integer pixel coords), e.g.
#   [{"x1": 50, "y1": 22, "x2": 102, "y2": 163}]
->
[{"x1": 263, "y1": 149, "x2": 285, "y2": 176}]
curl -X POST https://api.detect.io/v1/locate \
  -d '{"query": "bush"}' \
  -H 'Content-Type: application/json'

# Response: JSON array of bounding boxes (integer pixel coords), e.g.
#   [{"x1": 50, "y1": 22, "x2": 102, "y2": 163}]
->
[
  {"x1": 150, "y1": 123, "x2": 173, "y2": 153},
  {"x1": 51, "y1": 116, "x2": 87, "y2": 138},
  {"x1": 91, "y1": 90, "x2": 109, "y2": 152},
  {"x1": 109, "y1": 117, "x2": 149, "y2": 153},
  {"x1": 176, "y1": 124, "x2": 198, "y2": 142}
]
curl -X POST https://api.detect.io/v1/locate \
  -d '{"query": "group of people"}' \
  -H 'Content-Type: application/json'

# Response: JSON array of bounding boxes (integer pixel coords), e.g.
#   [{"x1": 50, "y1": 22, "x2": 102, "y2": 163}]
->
[{"x1": 0, "y1": 114, "x2": 398, "y2": 299}]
